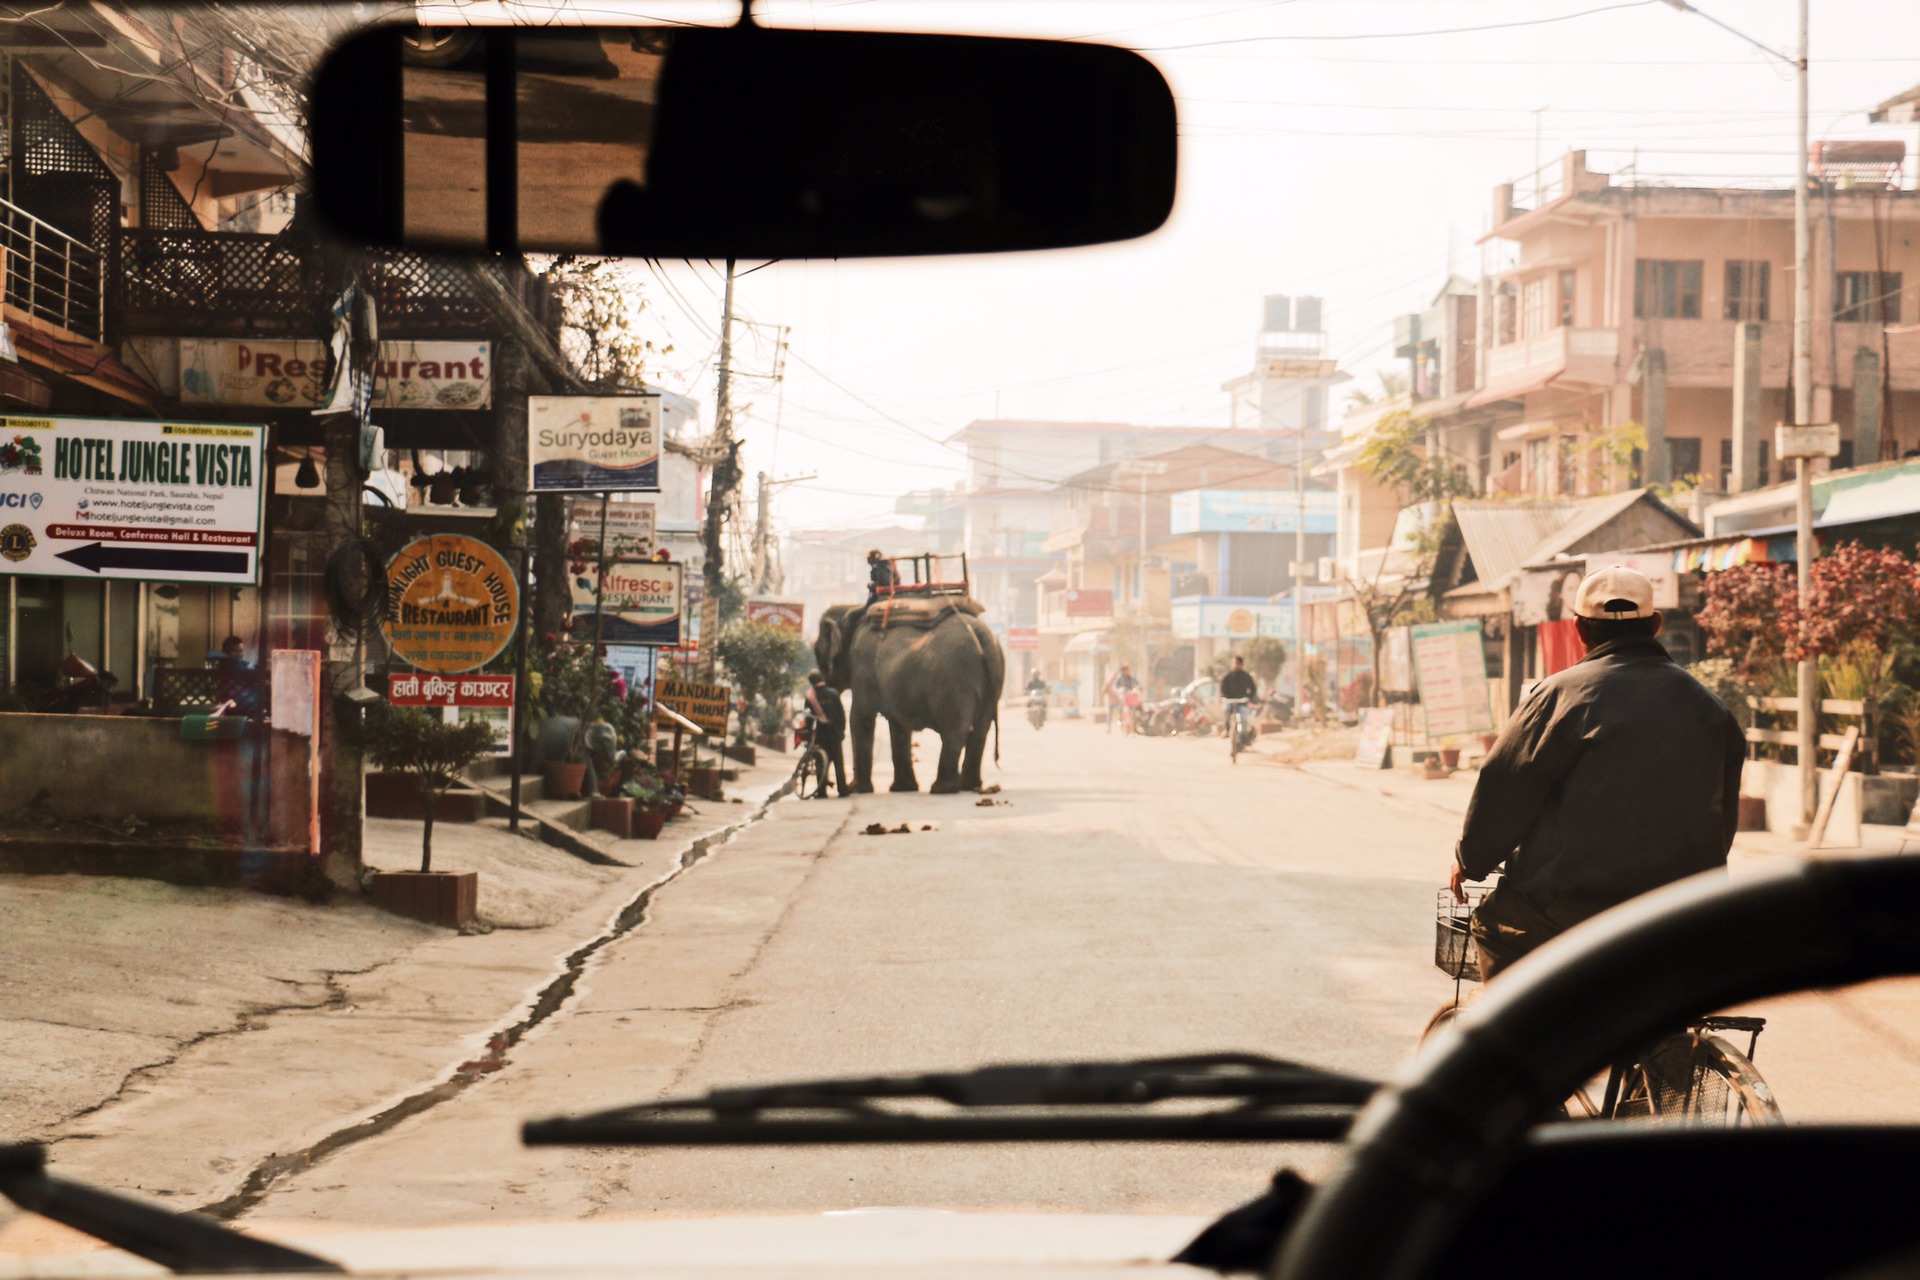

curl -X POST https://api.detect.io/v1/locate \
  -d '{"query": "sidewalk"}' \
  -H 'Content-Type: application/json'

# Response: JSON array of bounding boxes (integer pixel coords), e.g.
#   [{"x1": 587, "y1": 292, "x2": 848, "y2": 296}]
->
[{"x1": 0, "y1": 751, "x2": 794, "y2": 1215}]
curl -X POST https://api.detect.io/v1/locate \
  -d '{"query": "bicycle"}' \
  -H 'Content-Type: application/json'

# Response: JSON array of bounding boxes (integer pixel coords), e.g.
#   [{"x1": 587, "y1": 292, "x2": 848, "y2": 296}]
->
[
  {"x1": 790, "y1": 712, "x2": 832, "y2": 799},
  {"x1": 1224, "y1": 697, "x2": 1255, "y2": 764},
  {"x1": 1426, "y1": 883, "x2": 1782, "y2": 1126}
]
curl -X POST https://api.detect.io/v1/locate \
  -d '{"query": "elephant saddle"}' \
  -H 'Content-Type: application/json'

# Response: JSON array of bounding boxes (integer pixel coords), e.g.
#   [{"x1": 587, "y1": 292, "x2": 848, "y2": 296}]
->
[{"x1": 861, "y1": 596, "x2": 985, "y2": 632}]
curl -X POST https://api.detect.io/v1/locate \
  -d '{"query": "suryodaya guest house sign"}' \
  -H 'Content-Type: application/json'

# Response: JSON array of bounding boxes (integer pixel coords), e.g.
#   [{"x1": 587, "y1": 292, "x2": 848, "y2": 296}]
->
[{"x1": 529, "y1": 395, "x2": 662, "y2": 492}]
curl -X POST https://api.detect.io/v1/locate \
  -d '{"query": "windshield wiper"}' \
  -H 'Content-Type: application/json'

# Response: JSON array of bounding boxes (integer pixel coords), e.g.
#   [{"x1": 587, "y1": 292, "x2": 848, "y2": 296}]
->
[
  {"x1": 523, "y1": 1053, "x2": 1376, "y2": 1147},
  {"x1": 0, "y1": 1144, "x2": 341, "y2": 1274}
]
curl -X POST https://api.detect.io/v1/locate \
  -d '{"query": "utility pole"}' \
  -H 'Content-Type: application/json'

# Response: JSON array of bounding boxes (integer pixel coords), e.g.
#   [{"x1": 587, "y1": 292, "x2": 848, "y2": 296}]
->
[
  {"x1": 1660, "y1": 0, "x2": 1816, "y2": 832},
  {"x1": 701, "y1": 260, "x2": 737, "y2": 678},
  {"x1": 752, "y1": 470, "x2": 816, "y2": 595}
]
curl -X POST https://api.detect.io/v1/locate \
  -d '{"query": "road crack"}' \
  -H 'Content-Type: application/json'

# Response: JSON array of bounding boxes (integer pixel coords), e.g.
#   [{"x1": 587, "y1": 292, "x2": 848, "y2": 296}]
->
[{"x1": 196, "y1": 778, "x2": 796, "y2": 1221}]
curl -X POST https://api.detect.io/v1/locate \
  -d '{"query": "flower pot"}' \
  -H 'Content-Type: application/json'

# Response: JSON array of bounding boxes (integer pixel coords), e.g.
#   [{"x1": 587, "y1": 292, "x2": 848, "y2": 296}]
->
[
  {"x1": 592, "y1": 796, "x2": 634, "y2": 838},
  {"x1": 459, "y1": 484, "x2": 488, "y2": 507},
  {"x1": 367, "y1": 869, "x2": 478, "y2": 928},
  {"x1": 427, "y1": 476, "x2": 457, "y2": 505},
  {"x1": 634, "y1": 805, "x2": 668, "y2": 840},
  {"x1": 667, "y1": 797, "x2": 685, "y2": 820},
  {"x1": 686, "y1": 765, "x2": 721, "y2": 800},
  {"x1": 1738, "y1": 795, "x2": 1768, "y2": 832},
  {"x1": 1439, "y1": 746, "x2": 1461, "y2": 769},
  {"x1": 1479, "y1": 733, "x2": 1498, "y2": 753},
  {"x1": 543, "y1": 761, "x2": 587, "y2": 800}
]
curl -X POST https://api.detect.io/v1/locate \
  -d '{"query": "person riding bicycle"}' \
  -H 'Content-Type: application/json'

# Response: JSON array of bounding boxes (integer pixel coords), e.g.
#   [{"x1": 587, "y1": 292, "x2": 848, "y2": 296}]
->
[
  {"x1": 804, "y1": 670, "x2": 849, "y2": 798},
  {"x1": 1109, "y1": 666, "x2": 1143, "y2": 734},
  {"x1": 1450, "y1": 566, "x2": 1746, "y2": 980},
  {"x1": 1220, "y1": 656, "x2": 1258, "y2": 746}
]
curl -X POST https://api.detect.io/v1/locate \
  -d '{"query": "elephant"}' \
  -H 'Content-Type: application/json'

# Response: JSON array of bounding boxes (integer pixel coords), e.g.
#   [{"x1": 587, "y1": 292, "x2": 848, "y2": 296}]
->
[{"x1": 815, "y1": 599, "x2": 1006, "y2": 794}]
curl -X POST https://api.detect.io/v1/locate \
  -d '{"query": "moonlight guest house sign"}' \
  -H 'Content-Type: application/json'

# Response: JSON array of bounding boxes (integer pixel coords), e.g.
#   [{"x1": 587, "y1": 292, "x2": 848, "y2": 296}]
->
[{"x1": 383, "y1": 535, "x2": 519, "y2": 674}]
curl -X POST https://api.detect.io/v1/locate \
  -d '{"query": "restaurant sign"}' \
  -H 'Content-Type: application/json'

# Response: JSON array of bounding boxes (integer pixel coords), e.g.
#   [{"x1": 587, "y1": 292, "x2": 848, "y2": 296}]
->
[
  {"x1": 179, "y1": 339, "x2": 491, "y2": 410},
  {"x1": 388, "y1": 673, "x2": 516, "y2": 755},
  {"x1": 571, "y1": 558, "x2": 683, "y2": 646},
  {"x1": 383, "y1": 534, "x2": 519, "y2": 673}
]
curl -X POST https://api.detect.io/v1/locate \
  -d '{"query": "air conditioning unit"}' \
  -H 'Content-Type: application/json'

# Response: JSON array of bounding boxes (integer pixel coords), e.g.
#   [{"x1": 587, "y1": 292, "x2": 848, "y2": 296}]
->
[{"x1": 1317, "y1": 557, "x2": 1338, "y2": 584}]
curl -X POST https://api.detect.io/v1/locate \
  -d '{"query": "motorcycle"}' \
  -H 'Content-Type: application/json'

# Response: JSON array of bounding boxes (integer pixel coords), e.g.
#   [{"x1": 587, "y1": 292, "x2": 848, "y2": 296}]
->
[
  {"x1": 40, "y1": 652, "x2": 118, "y2": 714},
  {"x1": 1026, "y1": 691, "x2": 1047, "y2": 730}
]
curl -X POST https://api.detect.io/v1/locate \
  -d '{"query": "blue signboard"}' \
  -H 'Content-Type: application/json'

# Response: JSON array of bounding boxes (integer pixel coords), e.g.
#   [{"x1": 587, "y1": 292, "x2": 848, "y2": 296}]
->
[{"x1": 1169, "y1": 489, "x2": 1338, "y2": 535}]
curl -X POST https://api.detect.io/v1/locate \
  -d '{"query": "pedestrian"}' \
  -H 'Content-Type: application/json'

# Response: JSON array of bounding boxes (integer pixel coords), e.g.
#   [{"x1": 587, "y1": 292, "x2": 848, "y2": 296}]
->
[
  {"x1": 866, "y1": 548, "x2": 895, "y2": 604},
  {"x1": 1450, "y1": 566, "x2": 1746, "y2": 980},
  {"x1": 805, "y1": 670, "x2": 850, "y2": 798},
  {"x1": 213, "y1": 635, "x2": 258, "y2": 716}
]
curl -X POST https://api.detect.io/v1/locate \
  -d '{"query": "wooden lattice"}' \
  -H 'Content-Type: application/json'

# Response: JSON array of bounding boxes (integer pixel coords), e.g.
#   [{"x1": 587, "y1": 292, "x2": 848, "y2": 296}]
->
[{"x1": 140, "y1": 150, "x2": 204, "y2": 232}]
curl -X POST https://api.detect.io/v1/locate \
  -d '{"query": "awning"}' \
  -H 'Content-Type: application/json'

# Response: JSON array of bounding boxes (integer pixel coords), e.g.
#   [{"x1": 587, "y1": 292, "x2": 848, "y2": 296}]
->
[
  {"x1": 1672, "y1": 534, "x2": 1806, "y2": 573},
  {"x1": 1817, "y1": 472, "x2": 1920, "y2": 525},
  {"x1": 1062, "y1": 629, "x2": 1110, "y2": 655}
]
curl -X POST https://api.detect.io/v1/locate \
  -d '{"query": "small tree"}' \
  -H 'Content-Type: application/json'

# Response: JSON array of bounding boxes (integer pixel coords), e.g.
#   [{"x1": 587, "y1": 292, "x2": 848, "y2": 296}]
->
[
  {"x1": 1348, "y1": 408, "x2": 1475, "y2": 705},
  {"x1": 712, "y1": 621, "x2": 810, "y2": 745},
  {"x1": 367, "y1": 709, "x2": 498, "y2": 873},
  {"x1": 1238, "y1": 635, "x2": 1288, "y2": 686}
]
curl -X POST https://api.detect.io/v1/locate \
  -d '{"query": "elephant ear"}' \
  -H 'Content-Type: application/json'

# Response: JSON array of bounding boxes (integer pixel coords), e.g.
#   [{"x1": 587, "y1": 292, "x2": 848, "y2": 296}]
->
[{"x1": 814, "y1": 614, "x2": 839, "y2": 680}]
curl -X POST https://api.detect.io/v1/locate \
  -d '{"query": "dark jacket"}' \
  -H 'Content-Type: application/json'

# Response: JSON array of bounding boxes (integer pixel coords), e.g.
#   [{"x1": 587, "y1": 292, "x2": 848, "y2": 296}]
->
[
  {"x1": 809, "y1": 683, "x2": 846, "y2": 741},
  {"x1": 1220, "y1": 669, "x2": 1258, "y2": 701},
  {"x1": 1457, "y1": 635, "x2": 1745, "y2": 924}
]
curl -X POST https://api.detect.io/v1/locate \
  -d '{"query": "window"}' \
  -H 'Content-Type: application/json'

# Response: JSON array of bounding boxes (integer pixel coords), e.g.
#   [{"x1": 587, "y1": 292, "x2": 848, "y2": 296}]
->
[
  {"x1": 1835, "y1": 272, "x2": 1902, "y2": 323},
  {"x1": 1634, "y1": 259, "x2": 1703, "y2": 319},
  {"x1": 1521, "y1": 276, "x2": 1552, "y2": 338},
  {"x1": 1724, "y1": 260, "x2": 1770, "y2": 322},
  {"x1": 1558, "y1": 270, "x2": 1576, "y2": 327},
  {"x1": 1667, "y1": 436, "x2": 1701, "y2": 480}
]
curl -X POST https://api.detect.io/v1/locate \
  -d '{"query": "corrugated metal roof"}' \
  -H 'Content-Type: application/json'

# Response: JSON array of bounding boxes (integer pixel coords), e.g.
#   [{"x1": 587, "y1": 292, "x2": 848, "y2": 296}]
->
[{"x1": 1451, "y1": 500, "x2": 1586, "y2": 586}]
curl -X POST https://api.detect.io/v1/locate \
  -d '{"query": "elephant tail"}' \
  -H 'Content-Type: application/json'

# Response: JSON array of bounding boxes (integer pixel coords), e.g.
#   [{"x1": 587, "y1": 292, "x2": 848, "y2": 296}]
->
[{"x1": 993, "y1": 701, "x2": 1000, "y2": 769}]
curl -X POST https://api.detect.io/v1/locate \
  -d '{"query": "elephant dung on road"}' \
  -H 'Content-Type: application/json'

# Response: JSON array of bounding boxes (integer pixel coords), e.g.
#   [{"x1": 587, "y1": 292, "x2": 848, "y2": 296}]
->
[{"x1": 816, "y1": 598, "x2": 1006, "y2": 794}]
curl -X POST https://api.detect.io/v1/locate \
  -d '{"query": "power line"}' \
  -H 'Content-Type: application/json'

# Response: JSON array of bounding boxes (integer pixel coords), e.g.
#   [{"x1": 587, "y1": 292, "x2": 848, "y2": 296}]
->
[{"x1": 1128, "y1": 0, "x2": 1661, "y2": 50}]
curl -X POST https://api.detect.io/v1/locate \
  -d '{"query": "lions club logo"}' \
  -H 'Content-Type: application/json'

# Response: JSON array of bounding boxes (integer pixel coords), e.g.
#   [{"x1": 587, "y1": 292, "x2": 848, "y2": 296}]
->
[{"x1": 0, "y1": 523, "x2": 36, "y2": 563}]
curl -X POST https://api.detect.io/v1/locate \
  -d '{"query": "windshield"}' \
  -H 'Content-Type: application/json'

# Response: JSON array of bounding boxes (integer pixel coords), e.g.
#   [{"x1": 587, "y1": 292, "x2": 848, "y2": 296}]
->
[{"x1": 3, "y1": 0, "x2": 1920, "y2": 1258}]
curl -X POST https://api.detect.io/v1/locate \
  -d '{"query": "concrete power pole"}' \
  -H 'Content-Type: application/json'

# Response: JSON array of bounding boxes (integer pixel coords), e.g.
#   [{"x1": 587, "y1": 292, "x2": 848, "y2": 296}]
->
[{"x1": 701, "y1": 260, "x2": 738, "y2": 678}]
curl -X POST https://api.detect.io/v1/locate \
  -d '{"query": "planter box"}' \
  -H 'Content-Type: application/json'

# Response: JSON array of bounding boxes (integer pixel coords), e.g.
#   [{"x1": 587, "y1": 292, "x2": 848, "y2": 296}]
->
[
  {"x1": 722, "y1": 743, "x2": 756, "y2": 766},
  {"x1": 368, "y1": 869, "x2": 477, "y2": 928},
  {"x1": 1737, "y1": 795, "x2": 1768, "y2": 832},
  {"x1": 591, "y1": 796, "x2": 634, "y2": 838},
  {"x1": 365, "y1": 773, "x2": 484, "y2": 822},
  {"x1": 543, "y1": 761, "x2": 588, "y2": 801},
  {"x1": 756, "y1": 731, "x2": 788, "y2": 751},
  {"x1": 685, "y1": 765, "x2": 722, "y2": 800}
]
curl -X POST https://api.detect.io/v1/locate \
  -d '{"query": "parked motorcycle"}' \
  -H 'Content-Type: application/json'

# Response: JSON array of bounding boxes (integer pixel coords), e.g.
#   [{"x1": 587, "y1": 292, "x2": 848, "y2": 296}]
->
[{"x1": 40, "y1": 653, "x2": 118, "y2": 714}]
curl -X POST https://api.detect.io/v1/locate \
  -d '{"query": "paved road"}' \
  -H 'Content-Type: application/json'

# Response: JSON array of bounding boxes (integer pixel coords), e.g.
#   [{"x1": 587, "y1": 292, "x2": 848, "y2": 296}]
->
[
  {"x1": 219, "y1": 716, "x2": 1920, "y2": 1232},
  {"x1": 249, "y1": 718, "x2": 1459, "y2": 1228}
]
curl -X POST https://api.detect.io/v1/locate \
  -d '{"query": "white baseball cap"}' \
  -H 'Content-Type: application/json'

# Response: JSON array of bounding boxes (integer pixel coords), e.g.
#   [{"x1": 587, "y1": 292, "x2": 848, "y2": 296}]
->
[{"x1": 1574, "y1": 566, "x2": 1656, "y2": 620}]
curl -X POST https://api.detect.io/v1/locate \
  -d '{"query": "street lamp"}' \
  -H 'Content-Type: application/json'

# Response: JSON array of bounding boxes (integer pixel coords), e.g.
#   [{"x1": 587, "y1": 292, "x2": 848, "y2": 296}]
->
[{"x1": 1660, "y1": 0, "x2": 1819, "y2": 833}]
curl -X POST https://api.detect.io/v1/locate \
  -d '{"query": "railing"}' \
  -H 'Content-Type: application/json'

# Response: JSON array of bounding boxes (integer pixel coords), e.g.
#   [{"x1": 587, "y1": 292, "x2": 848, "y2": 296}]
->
[
  {"x1": 1485, "y1": 327, "x2": 1618, "y2": 383},
  {"x1": 0, "y1": 196, "x2": 104, "y2": 342},
  {"x1": 119, "y1": 229, "x2": 499, "y2": 337}
]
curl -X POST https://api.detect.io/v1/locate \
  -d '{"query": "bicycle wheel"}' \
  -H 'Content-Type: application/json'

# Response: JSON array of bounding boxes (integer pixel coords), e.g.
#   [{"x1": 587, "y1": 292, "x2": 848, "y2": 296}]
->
[
  {"x1": 1230, "y1": 719, "x2": 1242, "y2": 763},
  {"x1": 1613, "y1": 1032, "x2": 1782, "y2": 1127},
  {"x1": 793, "y1": 747, "x2": 825, "y2": 798}
]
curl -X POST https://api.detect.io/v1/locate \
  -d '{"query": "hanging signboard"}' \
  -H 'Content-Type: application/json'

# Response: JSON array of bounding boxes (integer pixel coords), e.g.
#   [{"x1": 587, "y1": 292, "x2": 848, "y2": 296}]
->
[
  {"x1": 1006, "y1": 626, "x2": 1039, "y2": 652},
  {"x1": 565, "y1": 497, "x2": 655, "y2": 560},
  {"x1": 1411, "y1": 619, "x2": 1495, "y2": 740},
  {"x1": 745, "y1": 599, "x2": 806, "y2": 635},
  {"x1": 530, "y1": 394, "x2": 662, "y2": 492},
  {"x1": 179, "y1": 339, "x2": 490, "y2": 410},
  {"x1": 0, "y1": 415, "x2": 265, "y2": 584},
  {"x1": 388, "y1": 672, "x2": 516, "y2": 755},
  {"x1": 657, "y1": 679, "x2": 731, "y2": 736},
  {"x1": 571, "y1": 558, "x2": 684, "y2": 645},
  {"x1": 604, "y1": 644, "x2": 659, "y2": 708},
  {"x1": 1065, "y1": 588, "x2": 1113, "y2": 617},
  {"x1": 383, "y1": 534, "x2": 520, "y2": 673}
]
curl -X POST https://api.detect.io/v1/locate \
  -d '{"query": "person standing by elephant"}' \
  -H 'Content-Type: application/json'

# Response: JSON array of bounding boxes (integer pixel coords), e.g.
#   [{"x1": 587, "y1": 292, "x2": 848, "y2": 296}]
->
[{"x1": 805, "y1": 671, "x2": 849, "y2": 797}]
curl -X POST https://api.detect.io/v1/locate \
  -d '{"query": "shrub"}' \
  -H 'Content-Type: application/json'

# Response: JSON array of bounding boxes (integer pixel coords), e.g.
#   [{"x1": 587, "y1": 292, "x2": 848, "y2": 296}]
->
[{"x1": 366, "y1": 709, "x2": 497, "y2": 872}]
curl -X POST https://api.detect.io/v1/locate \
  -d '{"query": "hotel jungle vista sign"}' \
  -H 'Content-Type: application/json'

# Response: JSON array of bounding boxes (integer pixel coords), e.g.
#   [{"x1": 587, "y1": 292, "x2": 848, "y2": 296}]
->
[
  {"x1": 383, "y1": 534, "x2": 519, "y2": 673},
  {"x1": 0, "y1": 415, "x2": 265, "y2": 585}
]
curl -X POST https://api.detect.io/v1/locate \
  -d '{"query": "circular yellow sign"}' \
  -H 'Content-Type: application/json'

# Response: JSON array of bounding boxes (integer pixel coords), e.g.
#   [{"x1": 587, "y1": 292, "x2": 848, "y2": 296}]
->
[
  {"x1": 383, "y1": 534, "x2": 519, "y2": 673},
  {"x1": 1228, "y1": 607, "x2": 1256, "y2": 634}
]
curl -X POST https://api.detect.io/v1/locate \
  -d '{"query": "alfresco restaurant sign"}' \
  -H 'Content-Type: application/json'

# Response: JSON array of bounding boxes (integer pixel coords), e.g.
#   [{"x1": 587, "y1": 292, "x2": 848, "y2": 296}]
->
[
  {"x1": 530, "y1": 395, "x2": 661, "y2": 492},
  {"x1": 572, "y1": 559, "x2": 683, "y2": 646}
]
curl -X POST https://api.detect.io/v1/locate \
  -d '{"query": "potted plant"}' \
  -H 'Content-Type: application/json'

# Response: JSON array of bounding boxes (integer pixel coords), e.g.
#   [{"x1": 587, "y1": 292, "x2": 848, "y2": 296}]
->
[
  {"x1": 1438, "y1": 738, "x2": 1462, "y2": 770},
  {"x1": 622, "y1": 773, "x2": 671, "y2": 839},
  {"x1": 364, "y1": 709, "x2": 496, "y2": 927}
]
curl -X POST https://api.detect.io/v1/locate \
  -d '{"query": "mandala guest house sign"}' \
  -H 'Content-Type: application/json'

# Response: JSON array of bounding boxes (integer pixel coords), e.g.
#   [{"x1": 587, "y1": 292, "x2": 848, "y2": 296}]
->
[{"x1": 383, "y1": 535, "x2": 519, "y2": 673}]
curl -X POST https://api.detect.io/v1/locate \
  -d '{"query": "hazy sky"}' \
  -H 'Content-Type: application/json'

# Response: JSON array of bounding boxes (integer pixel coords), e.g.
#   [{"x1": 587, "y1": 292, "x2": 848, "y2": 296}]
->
[{"x1": 615, "y1": 0, "x2": 1920, "y2": 533}]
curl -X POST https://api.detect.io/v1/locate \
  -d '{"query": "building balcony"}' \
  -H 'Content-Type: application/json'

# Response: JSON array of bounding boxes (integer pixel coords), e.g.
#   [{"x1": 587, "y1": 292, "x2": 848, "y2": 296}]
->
[
  {"x1": 116, "y1": 229, "x2": 504, "y2": 338},
  {"x1": 1471, "y1": 327, "x2": 1619, "y2": 406},
  {"x1": 2, "y1": 195, "x2": 105, "y2": 343}
]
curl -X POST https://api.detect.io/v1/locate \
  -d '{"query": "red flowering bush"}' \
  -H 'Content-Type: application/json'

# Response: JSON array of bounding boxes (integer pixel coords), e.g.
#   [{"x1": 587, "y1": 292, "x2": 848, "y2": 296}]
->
[
  {"x1": 1697, "y1": 542, "x2": 1920, "y2": 675},
  {"x1": 1696, "y1": 562, "x2": 1797, "y2": 677}
]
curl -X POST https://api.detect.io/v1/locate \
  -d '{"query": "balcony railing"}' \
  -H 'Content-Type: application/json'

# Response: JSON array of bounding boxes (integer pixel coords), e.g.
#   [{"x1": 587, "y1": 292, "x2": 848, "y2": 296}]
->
[
  {"x1": 1484, "y1": 326, "x2": 1619, "y2": 390},
  {"x1": 0, "y1": 196, "x2": 104, "y2": 343},
  {"x1": 119, "y1": 229, "x2": 500, "y2": 337}
]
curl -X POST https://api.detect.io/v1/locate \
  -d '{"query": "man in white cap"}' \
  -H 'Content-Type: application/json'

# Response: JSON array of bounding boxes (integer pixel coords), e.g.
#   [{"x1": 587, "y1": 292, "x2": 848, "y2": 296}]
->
[{"x1": 1450, "y1": 564, "x2": 1746, "y2": 979}]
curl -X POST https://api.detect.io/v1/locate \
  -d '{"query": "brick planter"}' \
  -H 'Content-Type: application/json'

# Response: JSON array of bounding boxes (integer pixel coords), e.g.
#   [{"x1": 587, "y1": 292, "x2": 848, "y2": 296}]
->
[
  {"x1": 592, "y1": 796, "x2": 634, "y2": 838},
  {"x1": 368, "y1": 870, "x2": 478, "y2": 928},
  {"x1": 722, "y1": 742, "x2": 757, "y2": 766},
  {"x1": 685, "y1": 765, "x2": 722, "y2": 800},
  {"x1": 1737, "y1": 795, "x2": 1768, "y2": 832}
]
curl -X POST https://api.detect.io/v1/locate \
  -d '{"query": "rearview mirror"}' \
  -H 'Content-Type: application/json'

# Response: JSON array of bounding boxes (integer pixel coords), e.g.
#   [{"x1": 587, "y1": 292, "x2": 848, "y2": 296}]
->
[{"x1": 311, "y1": 24, "x2": 1178, "y2": 259}]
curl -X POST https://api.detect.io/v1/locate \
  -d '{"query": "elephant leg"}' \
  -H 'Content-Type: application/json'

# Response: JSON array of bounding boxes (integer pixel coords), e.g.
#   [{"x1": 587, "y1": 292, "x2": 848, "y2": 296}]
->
[
  {"x1": 929, "y1": 731, "x2": 968, "y2": 794},
  {"x1": 888, "y1": 718, "x2": 919, "y2": 792},
  {"x1": 959, "y1": 710, "x2": 992, "y2": 791},
  {"x1": 850, "y1": 704, "x2": 878, "y2": 793}
]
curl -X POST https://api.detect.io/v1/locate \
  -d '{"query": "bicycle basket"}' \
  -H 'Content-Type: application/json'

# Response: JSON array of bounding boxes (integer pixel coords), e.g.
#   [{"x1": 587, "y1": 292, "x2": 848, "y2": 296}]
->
[{"x1": 1434, "y1": 884, "x2": 1494, "y2": 982}]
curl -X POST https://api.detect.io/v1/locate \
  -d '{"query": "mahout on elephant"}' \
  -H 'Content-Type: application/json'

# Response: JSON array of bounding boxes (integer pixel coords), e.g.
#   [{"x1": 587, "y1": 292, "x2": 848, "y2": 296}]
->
[{"x1": 814, "y1": 596, "x2": 1005, "y2": 794}]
